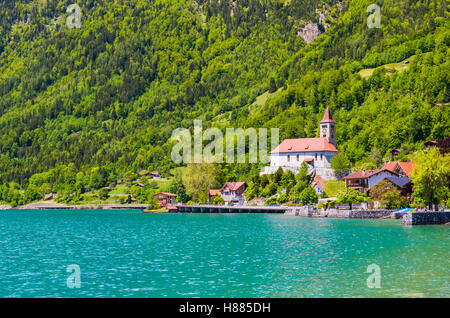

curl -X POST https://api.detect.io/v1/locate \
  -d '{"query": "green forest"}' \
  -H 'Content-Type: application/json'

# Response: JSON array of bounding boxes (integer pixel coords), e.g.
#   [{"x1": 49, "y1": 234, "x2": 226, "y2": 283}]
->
[{"x1": 0, "y1": 0, "x2": 448, "y2": 206}]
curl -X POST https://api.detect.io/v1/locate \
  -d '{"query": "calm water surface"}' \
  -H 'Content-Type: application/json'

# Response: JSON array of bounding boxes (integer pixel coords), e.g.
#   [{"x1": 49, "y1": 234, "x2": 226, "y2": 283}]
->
[{"x1": 0, "y1": 210, "x2": 448, "y2": 298}]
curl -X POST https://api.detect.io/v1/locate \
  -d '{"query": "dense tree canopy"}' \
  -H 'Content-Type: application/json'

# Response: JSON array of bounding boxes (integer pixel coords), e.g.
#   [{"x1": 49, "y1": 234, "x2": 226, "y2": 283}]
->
[
  {"x1": 411, "y1": 148, "x2": 450, "y2": 210},
  {"x1": 0, "y1": 0, "x2": 448, "y2": 205}
]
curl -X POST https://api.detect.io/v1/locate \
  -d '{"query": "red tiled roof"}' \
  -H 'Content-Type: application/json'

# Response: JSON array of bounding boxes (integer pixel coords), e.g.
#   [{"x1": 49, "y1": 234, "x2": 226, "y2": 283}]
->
[
  {"x1": 384, "y1": 162, "x2": 397, "y2": 172},
  {"x1": 221, "y1": 182, "x2": 246, "y2": 191},
  {"x1": 270, "y1": 138, "x2": 338, "y2": 153},
  {"x1": 399, "y1": 162, "x2": 417, "y2": 177},
  {"x1": 314, "y1": 175, "x2": 327, "y2": 191},
  {"x1": 304, "y1": 158, "x2": 314, "y2": 162},
  {"x1": 343, "y1": 169, "x2": 379, "y2": 180},
  {"x1": 320, "y1": 107, "x2": 336, "y2": 123},
  {"x1": 343, "y1": 168, "x2": 401, "y2": 180},
  {"x1": 209, "y1": 189, "x2": 221, "y2": 196},
  {"x1": 154, "y1": 192, "x2": 177, "y2": 197},
  {"x1": 383, "y1": 162, "x2": 418, "y2": 177}
]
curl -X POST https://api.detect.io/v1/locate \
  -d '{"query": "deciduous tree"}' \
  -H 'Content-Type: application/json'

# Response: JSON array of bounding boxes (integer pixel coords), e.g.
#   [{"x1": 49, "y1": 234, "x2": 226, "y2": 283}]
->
[
  {"x1": 337, "y1": 188, "x2": 368, "y2": 210},
  {"x1": 182, "y1": 163, "x2": 221, "y2": 203},
  {"x1": 411, "y1": 148, "x2": 450, "y2": 210},
  {"x1": 331, "y1": 153, "x2": 350, "y2": 179}
]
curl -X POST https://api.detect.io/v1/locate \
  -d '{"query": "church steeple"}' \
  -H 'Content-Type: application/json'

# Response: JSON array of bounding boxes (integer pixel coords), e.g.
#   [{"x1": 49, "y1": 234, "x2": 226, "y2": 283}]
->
[{"x1": 320, "y1": 107, "x2": 336, "y2": 146}]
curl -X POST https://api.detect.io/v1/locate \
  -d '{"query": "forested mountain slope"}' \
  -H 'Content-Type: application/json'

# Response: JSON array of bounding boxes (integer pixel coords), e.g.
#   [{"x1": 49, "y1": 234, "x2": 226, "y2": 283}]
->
[{"x1": 0, "y1": 0, "x2": 448, "y2": 204}]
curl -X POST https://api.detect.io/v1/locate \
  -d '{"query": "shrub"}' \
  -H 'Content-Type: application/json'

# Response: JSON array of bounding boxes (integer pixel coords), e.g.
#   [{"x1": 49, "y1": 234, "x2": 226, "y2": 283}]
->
[
  {"x1": 337, "y1": 188, "x2": 367, "y2": 210},
  {"x1": 265, "y1": 197, "x2": 278, "y2": 205},
  {"x1": 277, "y1": 193, "x2": 289, "y2": 204},
  {"x1": 260, "y1": 182, "x2": 277, "y2": 197},
  {"x1": 299, "y1": 187, "x2": 319, "y2": 206},
  {"x1": 98, "y1": 188, "x2": 110, "y2": 200},
  {"x1": 211, "y1": 195, "x2": 225, "y2": 205},
  {"x1": 147, "y1": 195, "x2": 160, "y2": 210}
]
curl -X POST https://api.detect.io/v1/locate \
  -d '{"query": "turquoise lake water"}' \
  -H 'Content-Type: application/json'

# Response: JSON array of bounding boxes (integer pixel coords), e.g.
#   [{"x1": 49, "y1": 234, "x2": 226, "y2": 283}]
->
[{"x1": 0, "y1": 210, "x2": 448, "y2": 298}]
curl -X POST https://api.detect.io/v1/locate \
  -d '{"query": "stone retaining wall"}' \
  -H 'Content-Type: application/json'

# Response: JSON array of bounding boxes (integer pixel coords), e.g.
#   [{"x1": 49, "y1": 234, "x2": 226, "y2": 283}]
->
[
  {"x1": 287, "y1": 207, "x2": 393, "y2": 219},
  {"x1": 402, "y1": 212, "x2": 450, "y2": 225}
]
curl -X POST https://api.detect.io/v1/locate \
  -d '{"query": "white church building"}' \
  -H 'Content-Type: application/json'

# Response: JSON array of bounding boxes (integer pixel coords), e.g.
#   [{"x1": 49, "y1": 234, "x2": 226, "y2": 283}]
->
[{"x1": 260, "y1": 107, "x2": 338, "y2": 180}]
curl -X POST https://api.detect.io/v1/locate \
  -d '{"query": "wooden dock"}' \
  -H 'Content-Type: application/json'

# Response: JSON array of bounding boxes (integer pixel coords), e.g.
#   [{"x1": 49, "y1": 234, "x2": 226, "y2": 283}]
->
[
  {"x1": 176, "y1": 204, "x2": 288, "y2": 214},
  {"x1": 99, "y1": 204, "x2": 148, "y2": 210},
  {"x1": 35, "y1": 206, "x2": 75, "y2": 210}
]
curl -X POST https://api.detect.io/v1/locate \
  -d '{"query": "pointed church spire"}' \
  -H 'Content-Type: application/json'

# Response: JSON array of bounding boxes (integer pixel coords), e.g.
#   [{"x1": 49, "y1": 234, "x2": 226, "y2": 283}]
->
[
  {"x1": 320, "y1": 107, "x2": 336, "y2": 123},
  {"x1": 319, "y1": 107, "x2": 337, "y2": 146}
]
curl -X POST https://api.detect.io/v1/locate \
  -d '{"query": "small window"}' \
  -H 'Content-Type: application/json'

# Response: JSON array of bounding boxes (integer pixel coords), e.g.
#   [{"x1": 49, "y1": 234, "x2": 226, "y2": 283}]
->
[
  {"x1": 315, "y1": 153, "x2": 317, "y2": 160},
  {"x1": 321, "y1": 153, "x2": 323, "y2": 160},
  {"x1": 288, "y1": 155, "x2": 290, "y2": 162},
  {"x1": 296, "y1": 154, "x2": 299, "y2": 161}
]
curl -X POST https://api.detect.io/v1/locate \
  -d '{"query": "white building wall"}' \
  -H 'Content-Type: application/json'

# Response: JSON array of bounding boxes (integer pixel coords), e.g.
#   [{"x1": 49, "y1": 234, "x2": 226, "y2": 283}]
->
[
  {"x1": 270, "y1": 151, "x2": 334, "y2": 168},
  {"x1": 263, "y1": 151, "x2": 336, "y2": 180}
]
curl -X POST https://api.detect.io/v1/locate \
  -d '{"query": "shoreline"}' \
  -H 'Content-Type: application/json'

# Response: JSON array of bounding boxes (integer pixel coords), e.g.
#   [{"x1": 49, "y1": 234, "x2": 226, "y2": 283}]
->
[
  {"x1": 1, "y1": 201, "x2": 148, "y2": 210},
  {"x1": 2, "y1": 202, "x2": 449, "y2": 225}
]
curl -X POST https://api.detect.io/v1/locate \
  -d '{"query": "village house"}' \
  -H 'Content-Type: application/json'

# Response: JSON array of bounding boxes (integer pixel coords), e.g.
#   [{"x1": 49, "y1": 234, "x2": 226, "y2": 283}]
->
[
  {"x1": 208, "y1": 189, "x2": 221, "y2": 201},
  {"x1": 137, "y1": 170, "x2": 161, "y2": 179},
  {"x1": 312, "y1": 175, "x2": 327, "y2": 195},
  {"x1": 343, "y1": 161, "x2": 417, "y2": 194},
  {"x1": 220, "y1": 182, "x2": 247, "y2": 205},
  {"x1": 261, "y1": 107, "x2": 338, "y2": 180},
  {"x1": 424, "y1": 140, "x2": 438, "y2": 148},
  {"x1": 153, "y1": 192, "x2": 177, "y2": 205}
]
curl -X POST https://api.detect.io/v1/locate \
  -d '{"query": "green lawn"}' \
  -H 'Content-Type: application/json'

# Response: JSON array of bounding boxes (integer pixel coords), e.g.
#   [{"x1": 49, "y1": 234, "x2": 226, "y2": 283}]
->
[
  {"x1": 248, "y1": 87, "x2": 285, "y2": 114},
  {"x1": 359, "y1": 55, "x2": 417, "y2": 79},
  {"x1": 154, "y1": 179, "x2": 172, "y2": 192},
  {"x1": 325, "y1": 180, "x2": 345, "y2": 198},
  {"x1": 108, "y1": 179, "x2": 172, "y2": 195},
  {"x1": 109, "y1": 184, "x2": 129, "y2": 194}
]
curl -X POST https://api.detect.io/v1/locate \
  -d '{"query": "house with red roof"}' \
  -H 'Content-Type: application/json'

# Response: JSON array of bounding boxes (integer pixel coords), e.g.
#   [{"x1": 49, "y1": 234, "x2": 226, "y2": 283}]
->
[
  {"x1": 343, "y1": 169, "x2": 408, "y2": 193},
  {"x1": 343, "y1": 161, "x2": 417, "y2": 194},
  {"x1": 260, "y1": 107, "x2": 339, "y2": 180},
  {"x1": 153, "y1": 192, "x2": 177, "y2": 205},
  {"x1": 220, "y1": 182, "x2": 247, "y2": 205}
]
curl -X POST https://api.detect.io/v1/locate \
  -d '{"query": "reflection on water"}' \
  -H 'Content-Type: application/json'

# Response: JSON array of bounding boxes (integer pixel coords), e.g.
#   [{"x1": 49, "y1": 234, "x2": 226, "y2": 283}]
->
[{"x1": 0, "y1": 210, "x2": 448, "y2": 297}]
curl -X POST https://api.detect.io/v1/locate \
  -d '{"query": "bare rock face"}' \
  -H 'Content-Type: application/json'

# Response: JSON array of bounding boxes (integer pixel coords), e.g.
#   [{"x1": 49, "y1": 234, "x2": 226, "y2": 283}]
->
[{"x1": 297, "y1": 22, "x2": 323, "y2": 44}]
